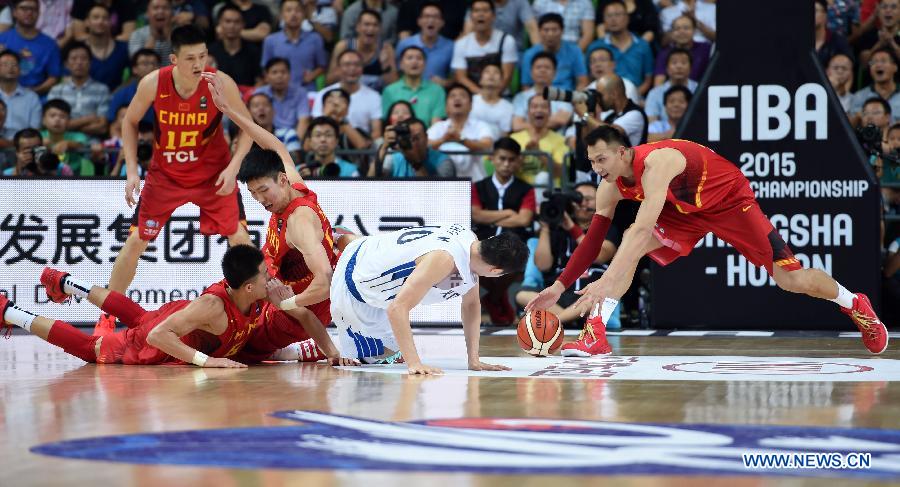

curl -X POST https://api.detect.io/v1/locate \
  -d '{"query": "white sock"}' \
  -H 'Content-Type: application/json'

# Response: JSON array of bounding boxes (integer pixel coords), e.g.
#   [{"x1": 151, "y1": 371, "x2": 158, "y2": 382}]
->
[
  {"x1": 591, "y1": 298, "x2": 619, "y2": 324},
  {"x1": 4, "y1": 303, "x2": 37, "y2": 332},
  {"x1": 829, "y1": 283, "x2": 855, "y2": 309},
  {"x1": 62, "y1": 276, "x2": 92, "y2": 299}
]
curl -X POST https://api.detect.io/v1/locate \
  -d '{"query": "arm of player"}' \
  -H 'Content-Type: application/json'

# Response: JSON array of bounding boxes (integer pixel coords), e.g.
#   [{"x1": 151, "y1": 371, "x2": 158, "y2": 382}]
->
[
  {"x1": 461, "y1": 281, "x2": 511, "y2": 371},
  {"x1": 386, "y1": 251, "x2": 457, "y2": 375},
  {"x1": 281, "y1": 207, "x2": 334, "y2": 309},
  {"x1": 121, "y1": 70, "x2": 159, "y2": 207},
  {"x1": 145, "y1": 295, "x2": 247, "y2": 368},
  {"x1": 207, "y1": 71, "x2": 254, "y2": 196},
  {"x1": 202, "y1": 71, "x2": 304, "y2": 186}
]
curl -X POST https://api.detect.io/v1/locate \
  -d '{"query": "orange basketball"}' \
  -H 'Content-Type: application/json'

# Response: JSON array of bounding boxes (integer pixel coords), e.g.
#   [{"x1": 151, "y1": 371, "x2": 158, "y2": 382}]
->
[{"x1": 517, "y1": 310, "x2": 563, "y2": 357}]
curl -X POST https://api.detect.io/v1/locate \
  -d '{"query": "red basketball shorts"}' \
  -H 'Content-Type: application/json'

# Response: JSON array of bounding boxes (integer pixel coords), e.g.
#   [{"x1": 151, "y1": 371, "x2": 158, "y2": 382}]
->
[{"x1": 232, "y1": 299, "x2": 332, "y2": 363}]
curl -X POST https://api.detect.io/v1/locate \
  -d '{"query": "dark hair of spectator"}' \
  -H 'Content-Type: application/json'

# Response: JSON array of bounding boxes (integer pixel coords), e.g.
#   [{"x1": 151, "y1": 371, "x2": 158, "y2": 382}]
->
[
  {"x1": 222, "y1": 244, "x2": 265, "y2": 289},
  {"x1": 603, "y1": 0, "x2": 628, "y2": 16},
  {"x1": 584, "y1": 125, "x2": 630, "y2": 148},
  {"x1": 471, "y1": 0, "x2": 495, "y2": 13},
  {"x1": 663, "y1": 85, "x2": 693, "y2": 105},
  {"x1": 337, "y1": 49, "x2": 362, "y2": 64},
  {"x1": 871, "y1": 47, "x2": 899, "y2": 67},
  {"x1": 358, "y1": 8, "x2": 382, "y2": 25},
  {"x1": 531, "y1": 51, "x2": 558, "y2": 70},
  {"x1": 237, "y1": 148, "x2": 285, "y2": 183},
  {"x1": 537, "y1": 13, "x2": 564, "y2": 29},
  {"x1": 384, "y1": 100, "x2": 415, "y2": 125},
  {"x1": 13, "y1": 128, "x2": 41, "y2": 149},
  {"x1": 264, "y1": 57, "x2": 290, "y2": 72},
  {"x1": 573, "y1": 181, "x2": 598, "y2": 192},
  {"x1": 889, "y1": 122, "x2": 900, "y2": 134},
  {"x1": 13, "y1": 0, "x2": 38, "y2": 7},
  {"x1": 217, "y1": 3, "x2": 243, "y2": 24},
  {"x1": 589, "y1": 46, "x2": 614, "y2": 60},
  {"x1": 827, "y1": 52, "x2": 854, "y2": 70},
  {"x1": 666, "y1": 47, "x2": 693, "y2": 66},
  {"x1": 62, "y1": 41, "x2": 90, "y2": 62},
  {"x1": 308, "y1": 116, "x2": 341, "y2": 136},
  {"x1": 87, "y1": 3, "x2": 111, "y2": 16},
  {"x1": 494, "y1": 136, "x2": 522, "y2": 156},
  {"x1": 404, "y1": 117, "x2": 427, "y2": 132},
  {"x1": 131, "y1": 48, "x2": 161, "y2": 67},
  {"x1": 323, "y1": 87, "x2": 351, "y2": 104},
  {"x1": 43, "y1": 99, "x2": 71, "y2": 116},
  {"x1": 418, "y1": 1, "x2": 442, "y2": 17},
  {"x1": 247, "y1": 92, "x2": 273, "y2": 106},
  {"x1": 0, "y1": 49, "x2": 20, "y2": 63},
  {"x1": 480, "y1": 233, "x2": 529, "y2": 274},
  {"x1": 399, "y1": 45, "x2": 427, "y2": 61},
  {"x1": 445, "y1": 82, "x2": 472, "y2": 101},
  {"x1": 863, "y1": 97, "x2": 891, "y2": 116},
  {"x1": 281, "y1": 0, "x2": 302, "y2": 7},
  {"x1": 674, "y1": 14, "x2": 697, "y2": 29},
  {"x1": 170, "y1": 25, "x2": 207, "y2": 53}
]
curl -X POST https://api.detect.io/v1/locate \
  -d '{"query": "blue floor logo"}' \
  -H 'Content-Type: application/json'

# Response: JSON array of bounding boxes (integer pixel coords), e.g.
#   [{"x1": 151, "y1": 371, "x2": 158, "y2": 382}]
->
[{"x1": 31, "y1": 411, "x2": 900, "y2": 479}]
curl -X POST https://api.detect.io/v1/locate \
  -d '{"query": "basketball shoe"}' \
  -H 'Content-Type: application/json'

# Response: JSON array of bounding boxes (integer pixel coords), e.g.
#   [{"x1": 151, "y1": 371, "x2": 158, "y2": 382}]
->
[
  {"x1": 841, "y1": 293, "x2": 888, "y2": 354},
  {"x1": 0, "y1": 292, "x2": 11, "y2": 338},
  {"x1": 93, "y1": 313, "x2": 117, "y2": 337},
  {"x1": 40, "y1": 267, "x2": 71, "y2": 303},
  {"x1": 268, "y1": 339, "x2": 327, "y2": 362},
  {"x1": 560, "y1": 315, "x2": 612, "y2": 357}
]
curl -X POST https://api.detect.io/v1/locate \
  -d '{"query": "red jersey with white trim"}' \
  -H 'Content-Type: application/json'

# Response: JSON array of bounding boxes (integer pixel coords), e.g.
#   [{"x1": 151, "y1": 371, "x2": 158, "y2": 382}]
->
[
  {"x1": 264, "y1": 182, "x2": 338, "y2": 295},
  {"x1": 151, "y1": 65, "x2": 230, "y2": 188},
  {"x1": 615, "y1": 139, "x2": 748, "y2": 214}
]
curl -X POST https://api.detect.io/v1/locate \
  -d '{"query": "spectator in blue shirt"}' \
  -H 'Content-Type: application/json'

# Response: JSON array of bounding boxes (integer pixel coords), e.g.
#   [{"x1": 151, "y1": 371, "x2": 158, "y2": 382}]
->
[
  {"x1": 246, "y1": 92, "x2": 302, "y2": 164},
  {"x1": 395, "y1": 1, "x2": 455, "y2": 86},
  {"x1": 0, "y1": 0, "x2": 61, "y2": 95},
  {"x1": 586, "y1": 0, "x2": 653, "y2": 96},
  {"x1": 300, "y1": 116, "x2": 360, "y2": 178},
  {"x1": 106, "y1": 49, "x2": 159, "y2": 127},
  {"x1": 0, "y1": 50, "x2": 42, "y2": 139},
  {"x1": 82, "y1": 4, "x2": 130, "y2": 91},
  {"x1": 644, "y1": 48, "x2": 697, "y2": 123},
  {"x1": 261, "y1": 0, "x2": 327, "y2": 92},
  {"x1": 253, "y1": 57, "x2": 310, "y2": 137},
  {"x1": 521, "y1": 13, "x2": 588, "y2": 90}
]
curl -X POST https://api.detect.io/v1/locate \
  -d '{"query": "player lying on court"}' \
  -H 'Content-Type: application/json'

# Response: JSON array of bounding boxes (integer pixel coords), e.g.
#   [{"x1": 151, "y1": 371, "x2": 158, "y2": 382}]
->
[
  {"x1": 333, "y1": 224, "x2": 529, "y2": 374},
  {"x1": 199, "y1": 70, "x2": 348, "y2": 363},
  {"x1": 527, "y1": 127, "x2": 889, "y2": 357},
  {"x1": 0, "y1": 245, "x2": 358, "y2": 367}
]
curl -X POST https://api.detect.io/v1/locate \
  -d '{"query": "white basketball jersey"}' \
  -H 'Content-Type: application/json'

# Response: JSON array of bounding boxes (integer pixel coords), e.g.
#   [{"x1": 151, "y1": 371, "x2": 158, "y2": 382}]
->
[{"x1": 345, "y1": 224, "x2": 478, "y2": 309}]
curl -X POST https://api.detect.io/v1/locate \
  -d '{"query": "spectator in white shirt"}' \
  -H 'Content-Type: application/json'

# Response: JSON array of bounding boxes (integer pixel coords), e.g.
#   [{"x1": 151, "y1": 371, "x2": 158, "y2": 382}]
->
[
  {"x1": 470, "y1": 63, "x2": 514, "y2": 137},
  {"x1": 451, "y1": 0, "x2": 518, "y2": 94},
  {"x1": 427, "y1": 82, "x2": 497, "y2": 180},
  {"x1": 312, "y1": 49, "x2": 383, "y2": 139}
]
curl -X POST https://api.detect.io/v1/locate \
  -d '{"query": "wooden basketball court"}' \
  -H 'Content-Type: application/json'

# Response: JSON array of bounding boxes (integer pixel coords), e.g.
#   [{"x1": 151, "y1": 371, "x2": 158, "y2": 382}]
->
[{"x1": 3, "y1": 330, "x2": 899, "y2": 486}]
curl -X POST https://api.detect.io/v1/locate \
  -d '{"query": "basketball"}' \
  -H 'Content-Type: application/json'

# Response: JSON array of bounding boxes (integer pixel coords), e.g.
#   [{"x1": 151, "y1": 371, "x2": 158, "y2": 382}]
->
[{"x1": 517, "y1": 310, "x2": 563, "y2": 357}]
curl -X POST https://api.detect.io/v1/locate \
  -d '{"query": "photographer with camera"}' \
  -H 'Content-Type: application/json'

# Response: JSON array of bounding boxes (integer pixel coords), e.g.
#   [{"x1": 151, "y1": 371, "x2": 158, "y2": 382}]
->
[
  {"x1": 515, "y1": 182, "x2": 622, "y2": 328},
  {"x1": 381, "y1": 118, "x2": 455, "y2": 178},
  {"x1": 109, "y1": 121, "x2": 154, "y2": 177},
  {"x1": 3, "y1": 128, "x2": 72, "y2": 176},
  {"x1": 299, "y1": 116, "x2": 359, "y2": 178}
]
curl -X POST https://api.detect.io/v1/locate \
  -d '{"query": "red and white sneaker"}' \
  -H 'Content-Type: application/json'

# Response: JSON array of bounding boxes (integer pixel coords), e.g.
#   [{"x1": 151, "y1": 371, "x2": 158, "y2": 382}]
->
[
  {"x1": 297, "y1": 339, "x2": 326, "y2": 362},
  {"x1": 40, "y1": 267, "x2": 71, "y2": 304},
  {"x1": 93, "y1": 313, "x2": 117, "y2": 337},
  {"x1": 841, "y1": 293, "x2": 888, "y2": 354},
  {"x1": 560, "y1": 316, "x2": 612, "y2": 357},
  {"x1": 0, "y1": 292, "x2": 12, "y2": 338}
]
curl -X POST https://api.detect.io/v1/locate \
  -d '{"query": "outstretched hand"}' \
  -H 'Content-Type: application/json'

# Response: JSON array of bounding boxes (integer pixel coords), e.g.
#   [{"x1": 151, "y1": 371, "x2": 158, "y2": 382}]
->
[
  {"x1": 266, "y1": 278, "x2": 294, "y2": 306},
  {"x1": 200, "y1": 72, "x2": 230, "y2": 114}
]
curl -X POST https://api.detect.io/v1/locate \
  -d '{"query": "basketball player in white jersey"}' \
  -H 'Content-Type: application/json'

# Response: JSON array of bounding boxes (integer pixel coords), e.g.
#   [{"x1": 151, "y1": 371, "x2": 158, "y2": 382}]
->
[{"x1": 332, "y1": 224, "x2": 529, "y2": 375}]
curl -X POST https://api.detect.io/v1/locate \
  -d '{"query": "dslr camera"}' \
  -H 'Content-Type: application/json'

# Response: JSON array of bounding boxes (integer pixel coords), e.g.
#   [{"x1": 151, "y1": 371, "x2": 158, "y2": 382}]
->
[
  {"x1": 856, "y1": 124, "x2": 900, "y2": 168},
  {"x1": 391, "y1": 122, "x2": 413, "y2": 150},
  {"x1": 25, "y1": 145, "x2": 61, "y2": 175},
  {"x1": 540, "y1": 188, "x2": 583, "y2": 227},
  {"x1": 543, "y1": 87, "x2": 602, "y2": 113}
]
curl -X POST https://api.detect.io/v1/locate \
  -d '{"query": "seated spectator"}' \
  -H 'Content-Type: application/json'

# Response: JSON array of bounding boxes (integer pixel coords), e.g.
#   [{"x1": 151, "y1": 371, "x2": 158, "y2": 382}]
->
[
  {"x1": 339, "y1": 0, "x2": 399, "y2": 45},
  {"x1": 107, "y1": 49, "x2": 159, "y2": 127},
  {"x1": 850, "y1": 48, "x2": 900, "y2": 124},
  {"x1": 470, "y1": 63, "x2": 514, "y2": 137},
  {"x1": 395, "y1": 2, "x2": 454, "y2": 86},
  {"x1": 595, "y1": 0, "x2": 659, "y2": 44},
  {"x1": 879, "y1": 122, "x2": 900, "y2": 220},
  {"x1": 659, "y1": 0, "x2": 716, "y2": 43},
  {"x1": 82, "y1": 4, "x2": 130, "y2": 91},
  {"x1": 231, "y1": 0, "x2": 274, "y2": 45},
  {"x1": 318, "y1": 87, "x2": 371, "y2": 152},
  {"x1": 512, "y1": 52, "x2": 573, "y2": 131},
  {"x1": 569, "y1": 73, "x2": 647, "y2": 147},
  {"x1": 171, "y1": 0, "x2": 210, "y2": 30},
  {"x1": 861, "y1": 97, "x2": 892, "y2": 138},
  {"x1": 382, "y1": 46, "x2": 446, "y2": 127},
  {"x1": 261, "y1": 0, "x2": 326, "y2": 92},
  {"x1": 427, "y1": 83, "x2": 496, "y2": 180},
  {"x1": 533, "y1": 0, "x2": 595, "y2": 51},
  {"x1": 211, "y1": 3, "x2": 262, "y2": 89},
  {"x1": 648, "y1": 85, "x2": 691, "y2": 142},
  {"x1": 70, "y1": 0, "x2": 137, "y2": 43},
  {"x1": 97, "y1": 105, "x2": 125, "y2": 175},
  {"x1": 856, "y1": 0, "x2": 900, "y2": 68},
  {"x1": 653, "y1": 14, "x2": 711, "y2": 86},
  {"x1": 41, "y1": 99, "x2": 92, "y2": 175},
  {"x1": 397, "y1": 0, "x2": 466, "y2": 40},
  {"x1": 451, "y1": 0, "x2": 518, "y2": 95},
  {"x1": 462, "y1": 0, "x2": 539, "y2": 51},
  {"x1": 108, "y1": 119, "x2": 153, "y2": 177},
  {"x1": 247, "y1": 93, "x2": 302, "y2": 164},
  {"x1": 384, "y1": 99, "x2": 414, "y2": 126},
  {"x1": 0, "y1": 50, "x2": 42, "y2": 139},
  {"x1": 589, "y1": 46, "x2": 641, "y2": 104},
  {"x1": 128, "y1": 0, "x2": 175, "y2": 65},
  {"x1": 49, "y1": 41, "x2": 110, "y2": 137},
  {"x1": 514, "y1": 182, "x2": 623, "y2": 328},
  {"x1": 0, "y1": 0, "x2": 72, "y2": 46},
  {"x1": 300, "y1": 116, "x2": 360, "y2": 178},
  {"x1": 0, "y1": 0, "x2": 60, "y2": 95},
  {"x1": 300, "y1": 0, "x2": 338, "y2": 44},
  {"x1": 815, "y1": 0, "x2": 853, "y2": 69},
  {"x1": 328, "y1": 9, "x2": 397, "y2": 91},
  {"x1": 372, "y1": 99, "x2": 414, "y2": 174},
  {"x1": 827, "y1": 53, "x2": 855, "y2": 114},
  {"x1": 471, "y1": 136, "x2": 535, "y2": 324},
  {"x1": 586, "y1": 0, "x2": 653, "y2": 96},
  {"x1": 313, "y1": 50, "x2": 383, "y2": 139},
  {"x1": 383, "y1": 117, "x2": 455, "y2": 177},
  {"x1": 511, "y1": 94, "x2": 568, "y2": 187},
  {"x1": 645, "y1": 48, "x2": 696, "y2": 123},
  {"x1": 521, "y1": 14, "x2": 588, "y2": 91},
  {"x1": 3, "y1": 127, "x2": 73, "y2": 176},
  {"x1": 254, "y1": 58, "x2": 310, "y2": 137}
]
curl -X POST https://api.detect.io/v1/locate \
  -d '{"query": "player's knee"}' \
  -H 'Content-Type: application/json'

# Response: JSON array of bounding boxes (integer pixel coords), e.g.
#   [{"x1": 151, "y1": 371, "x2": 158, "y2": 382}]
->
[
  {"x1": 774, "y1": 268, "x2": 807, "y2": 294},
  {"x1": 124, "y1": 232, "x2": 151, "y2": 252}
]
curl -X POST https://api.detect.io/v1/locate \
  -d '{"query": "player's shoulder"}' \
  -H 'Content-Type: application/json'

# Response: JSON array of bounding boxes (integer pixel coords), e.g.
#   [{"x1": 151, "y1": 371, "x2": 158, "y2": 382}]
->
[
  {"x1": 189, "y1": 293, "x2": 228, "y2": 316},
  {"x1": 137, "y1": 69, "x2": 161, "y2": 91}
]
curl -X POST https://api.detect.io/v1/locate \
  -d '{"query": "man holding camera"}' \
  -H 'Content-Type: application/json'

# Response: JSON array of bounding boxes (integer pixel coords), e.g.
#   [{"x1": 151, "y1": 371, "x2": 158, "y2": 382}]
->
[
  {"x1": 382, "y1": 118, "x2": 455, "y2": 178},
  {"x1": 515, "y1": 182, "x2": 621, "y2": 328},
  {"x1": 3, "y1": 127, "x2": 71, "y2": 176}
]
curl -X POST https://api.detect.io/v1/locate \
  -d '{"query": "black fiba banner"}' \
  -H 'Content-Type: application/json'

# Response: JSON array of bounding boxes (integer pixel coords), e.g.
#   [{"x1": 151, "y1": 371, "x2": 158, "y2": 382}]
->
[{"x1": 652, "y1": 0, "x2": 882, "y2": 329}]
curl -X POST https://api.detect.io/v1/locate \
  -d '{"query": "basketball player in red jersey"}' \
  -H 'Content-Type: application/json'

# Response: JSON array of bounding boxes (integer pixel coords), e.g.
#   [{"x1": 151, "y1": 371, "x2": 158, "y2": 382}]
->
[
  {"x1": 96, "y1": 25, "x2": 255, "y2": 336},
  {"x1": 526, "y1": 127, "x2": 888, "y2": 356},
  {"x1": 201, "y1": 71, "x2": 343, "y2": 363}
]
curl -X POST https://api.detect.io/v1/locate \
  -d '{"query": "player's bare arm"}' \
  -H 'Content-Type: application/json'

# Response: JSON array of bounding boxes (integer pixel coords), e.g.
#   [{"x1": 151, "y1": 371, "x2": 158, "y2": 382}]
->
[
  {"x1": 279, "y1": 207, "x2": 334, "y2": 309},
  {"x1": 121, "y1": 70, "x2": 160, "y2": 207},
  {"x1": 145, "y1": 295, "x2": 247, "y2": 368},
  {"x1": 386, "y1": 250, "x2": 458, "y2": 375},
  {"x1": 205, "y1": 70, "x2": 254, "y2": 196},
  {"x1": 461, "y1": 282, "x2": 511, "y2": 372},
  {"x1": 202, "y1": 71, "x2": 304, "y2": 185}
]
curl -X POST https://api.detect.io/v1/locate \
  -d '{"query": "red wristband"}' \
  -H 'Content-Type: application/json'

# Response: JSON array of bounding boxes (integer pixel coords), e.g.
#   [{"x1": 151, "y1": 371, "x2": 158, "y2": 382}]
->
[{"x1": 557, "y1": 214, "x2": 611, "y2": 289}]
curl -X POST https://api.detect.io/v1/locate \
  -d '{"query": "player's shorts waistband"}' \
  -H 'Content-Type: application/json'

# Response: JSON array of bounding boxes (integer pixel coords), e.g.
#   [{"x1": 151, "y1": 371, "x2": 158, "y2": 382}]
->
[{"x1": 345, "y1": 240, "x2": 366, "y2": 304}]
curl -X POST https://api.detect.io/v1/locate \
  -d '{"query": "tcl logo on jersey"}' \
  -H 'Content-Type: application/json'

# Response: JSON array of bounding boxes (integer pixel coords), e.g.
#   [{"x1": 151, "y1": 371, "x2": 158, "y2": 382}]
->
[{"x1": 707, "y1": 83, "x2": 828, "y2": 142}]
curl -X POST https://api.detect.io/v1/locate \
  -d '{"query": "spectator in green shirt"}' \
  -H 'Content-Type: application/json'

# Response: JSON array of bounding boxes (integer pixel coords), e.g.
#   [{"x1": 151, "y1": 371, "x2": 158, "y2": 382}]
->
[
  {"x1": 40, "y1": 99, "x2": 94, "y2": 176},
  {"x1": 381, "y1": 45, "x2": 446, "y2": 127}
]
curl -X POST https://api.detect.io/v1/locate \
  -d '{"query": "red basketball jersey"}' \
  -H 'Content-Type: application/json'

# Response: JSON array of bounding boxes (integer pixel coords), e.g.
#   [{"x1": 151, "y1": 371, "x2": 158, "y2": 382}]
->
[
  {"x1": 615, "y1": 139, "x2": 748, "y2": 214},
  {"x1": 151, "y1": 65, "x2": 230, "y2": 187},
  {"x1": 263, "y1": 182, "x2": 338, "y2": 295}
]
